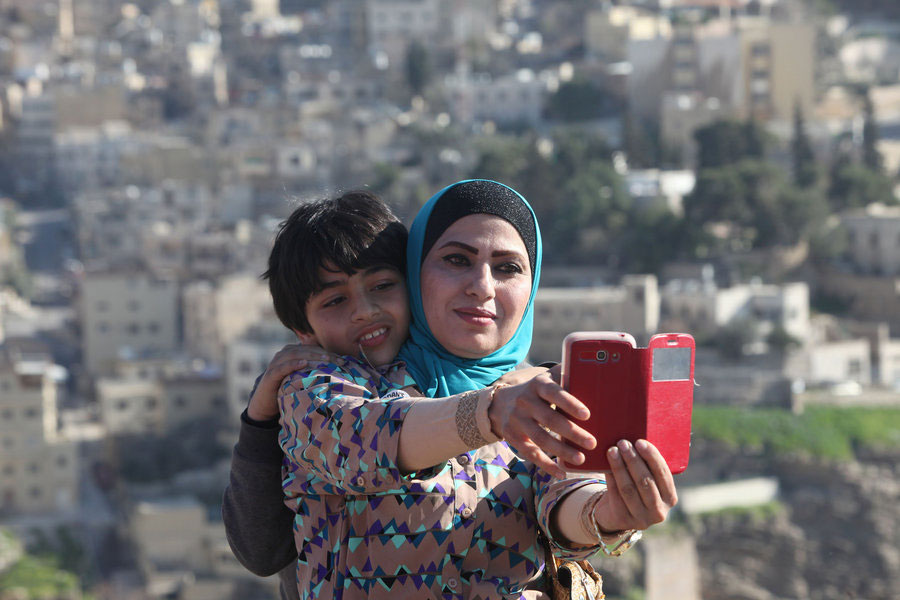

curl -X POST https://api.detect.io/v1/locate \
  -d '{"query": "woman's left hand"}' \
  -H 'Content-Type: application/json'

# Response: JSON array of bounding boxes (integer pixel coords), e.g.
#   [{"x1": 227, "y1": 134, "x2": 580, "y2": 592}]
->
[
  {"x1": 488, "y1": 373, "x2": 597, "y2": 479},
  {"x1": 592, "y1": 439, "x2": 678, "y2": 532}
]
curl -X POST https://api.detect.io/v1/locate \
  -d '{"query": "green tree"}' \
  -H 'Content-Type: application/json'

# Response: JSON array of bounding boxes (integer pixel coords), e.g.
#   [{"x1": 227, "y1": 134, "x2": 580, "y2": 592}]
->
[
  {"x1": 828, "y1": 157, "x2": 896, "y2": 210},
  {"x1": 546, "y1": 78, "x2": 617, "y2": 122},
  {"x1": 791, "y1": 102, "x2": 819, "y2": 188},
  {"x1": 405, "y1": 40, "x2": 431, "y2": 96},
  {"x1": 694, "y1": 119, "x2": 768, "y2": 169},
  {"x1": 861, "y1": 90, "x2": 883, "y2": 172}
]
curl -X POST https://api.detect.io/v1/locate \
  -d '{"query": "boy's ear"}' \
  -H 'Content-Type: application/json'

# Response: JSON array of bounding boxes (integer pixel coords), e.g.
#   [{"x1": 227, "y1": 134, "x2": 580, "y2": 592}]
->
[{"x1": 294, "y1": 329, "x2": 319, "y2": 346}]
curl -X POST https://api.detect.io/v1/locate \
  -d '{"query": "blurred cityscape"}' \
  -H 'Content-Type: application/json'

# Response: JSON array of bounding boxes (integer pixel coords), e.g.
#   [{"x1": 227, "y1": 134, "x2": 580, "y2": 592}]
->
[{"x1": 0, "y1": 0, "x2": 898, "y2": 599}]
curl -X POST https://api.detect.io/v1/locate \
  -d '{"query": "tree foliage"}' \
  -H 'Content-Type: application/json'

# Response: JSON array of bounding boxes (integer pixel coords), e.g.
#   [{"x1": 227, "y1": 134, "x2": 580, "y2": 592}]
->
[
  {"x1": 694, "y1": 119, "x2": 768, "y2": 169},
  {"x1": 405, "y1": 40, "x2": 432, "y2": 96},
  {"x1": 792, "y1": 103, "x2": 819, "y2": 188},
  {"x1": 546, "y1": 78, "x2": 618, "y2": 122}
]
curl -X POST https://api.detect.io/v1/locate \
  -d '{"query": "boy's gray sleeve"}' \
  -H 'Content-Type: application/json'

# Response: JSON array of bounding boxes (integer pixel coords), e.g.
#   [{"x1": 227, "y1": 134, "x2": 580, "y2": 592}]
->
[{"x1": 222, "y1": 409, "x2": 297, "y2": 578}]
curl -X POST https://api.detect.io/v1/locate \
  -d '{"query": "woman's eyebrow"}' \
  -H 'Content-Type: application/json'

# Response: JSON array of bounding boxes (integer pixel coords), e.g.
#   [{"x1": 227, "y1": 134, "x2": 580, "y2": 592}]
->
[
  {"x1": 437, "y1": 241, "x2": 478, "y2": 253},
  {"x1": 437, "y1": 241, "x2": 525, "y2": 259}
]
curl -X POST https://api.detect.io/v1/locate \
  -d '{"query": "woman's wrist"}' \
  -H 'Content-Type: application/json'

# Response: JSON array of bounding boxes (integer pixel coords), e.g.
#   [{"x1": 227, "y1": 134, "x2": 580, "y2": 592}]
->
[
  {"x1": 455, "y1": 386, "x2": 502, "y2": 449},
  {"x1": 485, "y1": 384, "x2": 508, "y2": 440}
]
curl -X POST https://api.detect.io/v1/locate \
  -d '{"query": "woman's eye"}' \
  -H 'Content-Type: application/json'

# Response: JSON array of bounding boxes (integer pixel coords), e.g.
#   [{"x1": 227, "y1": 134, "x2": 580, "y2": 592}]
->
[
  {"x1": 442, "y1": 254, "x2": 469, "y2": 267},
  {"x1": 373, "y1": 280, "x2": 396, "y2": 291},
  {"x1": 323, "y1": 296, "x2": 345, "y2": 308},
  {"x1": 497, "y1": 262, "x2": 524, "y2": 275}
]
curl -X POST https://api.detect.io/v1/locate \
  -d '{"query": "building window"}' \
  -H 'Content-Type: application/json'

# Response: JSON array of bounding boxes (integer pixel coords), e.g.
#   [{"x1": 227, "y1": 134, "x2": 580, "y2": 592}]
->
[
  {"x1": 98, "y1": 321, "x2": 109, "y2": 333},
  {"x1": 24, "y1": 408, "x2": 38, "y2": 419},
  {"x1": 30, "y1": 487, "x2": 41, "y2": 498},
  {"x1": 148, "y1": 322, "x2": 160, "y2": 334},
  {"x1": 145, "y1": 398, "x2": 158, "y2": 410},
  {"x1": 28, "y1": 463, "x2": 39, "y2": 474},
  {"x1": 175, "y1": 396, "x2": 187, "y2": 407},
  {"x1": 127, "y1": 323, "x2": 140, "y2": 335},
  {"x1": 2, "y1": 464, "x2": 12, "y2": 476},
  {"x1": 1, "y1": 409, "x2": 12, "y2": 419},
  {"x1": 212, "y1": 395, "x2": 225, "y2": 408},
  {"x1": 57, "y1": 456, "x2": 67, "y2": 468},
  {"x1": 116, "y1": 400, "x2": 128, "y2": 411},
  {"x1": 97, "y1": 301, "x2": 109, "y2": 312},
  {"x1": 239, "y1": 360, "x2": 253, "y2": 374}
]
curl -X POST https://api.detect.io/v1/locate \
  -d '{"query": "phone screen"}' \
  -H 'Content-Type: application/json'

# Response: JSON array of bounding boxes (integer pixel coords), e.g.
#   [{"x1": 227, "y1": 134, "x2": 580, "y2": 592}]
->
[{"x1": 651, "y1": 347, "x2": 692, "y2": 381}]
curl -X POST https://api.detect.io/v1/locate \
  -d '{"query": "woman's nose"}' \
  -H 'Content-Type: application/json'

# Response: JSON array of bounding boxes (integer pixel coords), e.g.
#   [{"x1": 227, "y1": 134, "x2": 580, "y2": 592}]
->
[{"x1": 465, "y1": 264, "x2": 495, "y2": 299}]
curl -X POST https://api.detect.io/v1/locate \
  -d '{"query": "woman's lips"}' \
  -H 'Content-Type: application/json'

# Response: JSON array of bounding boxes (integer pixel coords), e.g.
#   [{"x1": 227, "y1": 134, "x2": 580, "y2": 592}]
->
[{"x1": 454, "y1": 308, "x2": 496, "y2": 326}]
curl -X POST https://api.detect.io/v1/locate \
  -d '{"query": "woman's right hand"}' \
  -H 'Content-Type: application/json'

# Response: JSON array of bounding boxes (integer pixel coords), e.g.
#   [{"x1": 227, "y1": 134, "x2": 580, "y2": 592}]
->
[
  {"x1": 487, "y1": 372, "x2": 596, "y2": 479},
  {"x1": 247, "y1": 344, "x2": 336, "y2": 421}
]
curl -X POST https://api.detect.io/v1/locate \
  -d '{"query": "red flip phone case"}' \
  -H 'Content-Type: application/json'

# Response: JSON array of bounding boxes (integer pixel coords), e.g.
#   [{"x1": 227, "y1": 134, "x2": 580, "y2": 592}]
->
[{"x1": 561, "y1": 332, "x2": 695, "y2": 473}]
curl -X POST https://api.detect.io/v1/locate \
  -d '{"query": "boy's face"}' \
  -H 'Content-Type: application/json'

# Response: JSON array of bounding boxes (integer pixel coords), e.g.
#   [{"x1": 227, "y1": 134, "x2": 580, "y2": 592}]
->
[{"x1": 296, "y1": 264, "x2": 409, "y2": 368}]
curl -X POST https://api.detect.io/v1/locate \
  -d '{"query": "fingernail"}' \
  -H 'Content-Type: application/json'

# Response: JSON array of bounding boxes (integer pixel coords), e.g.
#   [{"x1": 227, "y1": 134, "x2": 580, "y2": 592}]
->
[
  {"x1": 572, "y1": 452, "x2": 585, "y2": 465},
  {"x1": 584, "y1": 436, "x2": 597, "y2": 450},
  {"x1": 635, "y1": 439, "x2": 649, "y2": 451},
  {"x1": 608, "y1": 447, "x2": 620, "y2": 460}
]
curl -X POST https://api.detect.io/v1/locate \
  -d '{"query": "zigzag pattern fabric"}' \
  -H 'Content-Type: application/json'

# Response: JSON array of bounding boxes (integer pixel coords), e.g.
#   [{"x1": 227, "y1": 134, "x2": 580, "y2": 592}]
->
[{"x1": 278, "y1": 357, "x2": 604, "y2": 599}]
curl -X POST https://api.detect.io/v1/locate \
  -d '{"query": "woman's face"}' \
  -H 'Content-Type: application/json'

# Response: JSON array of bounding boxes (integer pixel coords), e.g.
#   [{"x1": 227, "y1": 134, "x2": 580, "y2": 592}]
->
[{"x1": 420, "y1": 214, "x2": 532, "y2": 359}]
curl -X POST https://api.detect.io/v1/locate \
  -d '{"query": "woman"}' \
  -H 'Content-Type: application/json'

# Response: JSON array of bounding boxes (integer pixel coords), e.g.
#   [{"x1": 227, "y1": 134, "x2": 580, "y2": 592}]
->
[{"x1": 223, "y1": 180, "x2": 676, "y2": 599}]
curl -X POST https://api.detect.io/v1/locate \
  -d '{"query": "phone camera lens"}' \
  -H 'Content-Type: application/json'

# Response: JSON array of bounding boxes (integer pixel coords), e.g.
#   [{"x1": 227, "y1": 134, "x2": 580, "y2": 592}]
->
[{"x1": 596, "y1": 350, "x2": 608, "y2": 362}]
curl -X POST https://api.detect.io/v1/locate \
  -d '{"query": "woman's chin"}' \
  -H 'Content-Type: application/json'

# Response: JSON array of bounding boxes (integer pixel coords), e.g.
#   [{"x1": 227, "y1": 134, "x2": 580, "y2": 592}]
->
[{"x1": 444, "y1": 335, "x2": 506, "y2": 359}]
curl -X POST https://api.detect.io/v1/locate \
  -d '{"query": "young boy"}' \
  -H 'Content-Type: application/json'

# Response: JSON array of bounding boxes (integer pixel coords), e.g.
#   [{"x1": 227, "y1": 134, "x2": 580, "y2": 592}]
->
[
  {"x1": 227, "y1": 190, "x2": 426, "y2": 599},
  {"x1": 244, "y1": 190, "x2": 412, "y2": 425}
]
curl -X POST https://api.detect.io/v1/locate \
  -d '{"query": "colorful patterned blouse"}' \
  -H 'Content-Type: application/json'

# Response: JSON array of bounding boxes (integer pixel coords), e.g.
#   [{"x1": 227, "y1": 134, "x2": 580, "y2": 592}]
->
[{"x1": 278, "y1": 357, "x2": 605, "y2": 600}]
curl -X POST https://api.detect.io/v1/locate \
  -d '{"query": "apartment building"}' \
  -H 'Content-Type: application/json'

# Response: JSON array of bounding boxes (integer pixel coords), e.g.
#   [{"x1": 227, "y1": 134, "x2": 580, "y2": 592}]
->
[
  {"x1": 182, "y1": 273, "x2": 274, "y2": 365},
  {"x1": 530, "y1": 275, "x2": 660, "y2": 364},
  {"x1": 79, "y1": 271, "x2": 179, "y2": 375},
  {"x1": 842, "y1": 203, "x2": 900, "y2": 276},
  {"x1": 661, "y1": 279, "x2": 810, "y2": 342},
  {"x1": 0, "y1": 348, "x2": 78, "y2": 514},
  {"x1": 226, "y1": 323, "x2": 295, "y2": 416}
]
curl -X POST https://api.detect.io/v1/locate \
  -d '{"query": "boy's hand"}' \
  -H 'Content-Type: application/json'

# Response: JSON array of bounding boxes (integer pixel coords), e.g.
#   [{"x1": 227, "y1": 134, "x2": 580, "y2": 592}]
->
[{"x1": 247, "y1": 344, "x2": 334, "y2": 421}]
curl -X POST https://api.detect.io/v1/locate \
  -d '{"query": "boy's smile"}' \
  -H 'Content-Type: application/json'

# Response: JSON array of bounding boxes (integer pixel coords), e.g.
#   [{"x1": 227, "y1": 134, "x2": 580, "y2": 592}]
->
[{"x1": 297, "y1": 264, "x2": 409, "y2": 368}]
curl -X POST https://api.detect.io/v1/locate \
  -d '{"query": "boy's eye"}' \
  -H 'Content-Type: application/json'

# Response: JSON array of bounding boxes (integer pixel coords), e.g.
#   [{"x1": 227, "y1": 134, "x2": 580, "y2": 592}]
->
[
  {"x1": 372, "y1": 280, "x2": 396, "y2": 291},
  {"x1": 322, "y1": 296, "x2": 345, "y2": 308},
  {"x1": 442, "y1": 254, "x2": 469, "y2": 267}
]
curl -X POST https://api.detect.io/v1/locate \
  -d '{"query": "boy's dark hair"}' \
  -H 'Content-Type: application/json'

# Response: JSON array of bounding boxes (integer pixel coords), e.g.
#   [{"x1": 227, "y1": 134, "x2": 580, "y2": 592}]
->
[{"x1": 263, "y1": 190, "x2": 407, "y2": 334}]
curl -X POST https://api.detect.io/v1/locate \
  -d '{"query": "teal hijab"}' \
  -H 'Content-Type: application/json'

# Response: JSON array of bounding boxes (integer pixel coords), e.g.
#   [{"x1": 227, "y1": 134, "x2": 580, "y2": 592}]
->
[{"x1": 397, "y1": 179, "x2": 542, "y2": 397}]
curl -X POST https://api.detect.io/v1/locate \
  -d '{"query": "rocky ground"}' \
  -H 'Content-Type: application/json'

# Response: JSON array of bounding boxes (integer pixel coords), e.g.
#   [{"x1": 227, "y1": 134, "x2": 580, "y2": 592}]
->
[{"x1": 686, "y1": 441, "x2": 900, "y2": 600}]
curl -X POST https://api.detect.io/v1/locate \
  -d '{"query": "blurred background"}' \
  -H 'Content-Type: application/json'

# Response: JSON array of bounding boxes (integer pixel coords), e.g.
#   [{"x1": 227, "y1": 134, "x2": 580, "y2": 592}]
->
[{"x1": 0, "y1": 0, "x2": 898, "y2": 598}]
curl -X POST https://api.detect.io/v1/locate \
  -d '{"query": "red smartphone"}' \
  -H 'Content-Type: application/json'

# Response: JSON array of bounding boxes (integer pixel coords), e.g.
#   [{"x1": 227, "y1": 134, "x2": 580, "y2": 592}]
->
[{"x1": 561, "y1": 332, "x2": 695, "y2": 473}]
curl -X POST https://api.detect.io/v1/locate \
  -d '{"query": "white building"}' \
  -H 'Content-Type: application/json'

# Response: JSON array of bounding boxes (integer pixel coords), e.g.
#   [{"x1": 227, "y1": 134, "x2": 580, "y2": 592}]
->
[
  {"x1": 661, "y1": 278, "x2": 810, "y2": 343},
  {"x1": 530, "y1": 275, "x2": 660, "y2": 364},
  {"x1": 445, "y1": 69, "x2": 547, "y2": 126},
  {"x1": 182, "y1": 273, "x2": 275, "y2": 365},
  {"x1": 365, "y1": 0, "x2": 442, "y2": 68},
  {"x1": 625, "y1": 168, "x2": 696, "y2": 215},
  {"x1": 0, "y1": 348, "x2": 78, "y2": 514},
  {"x1": 79, "y1": 271, "x2": 180, "y2": 375},
  {"x1": 226, "y1": 323, "x2": 296, "y2": 416},
  {"x1": 842, "y1": 203, "x2": 900, "y2": 276}
]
